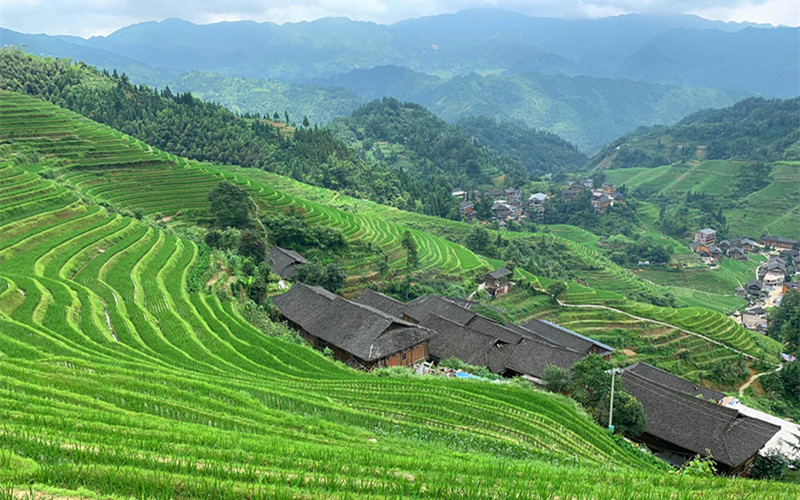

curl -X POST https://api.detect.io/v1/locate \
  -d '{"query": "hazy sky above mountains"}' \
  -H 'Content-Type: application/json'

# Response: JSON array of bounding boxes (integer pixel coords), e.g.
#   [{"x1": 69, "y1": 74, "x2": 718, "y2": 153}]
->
[{"x1": 2, "y1": 0, "x2": 797, "y2": 37}]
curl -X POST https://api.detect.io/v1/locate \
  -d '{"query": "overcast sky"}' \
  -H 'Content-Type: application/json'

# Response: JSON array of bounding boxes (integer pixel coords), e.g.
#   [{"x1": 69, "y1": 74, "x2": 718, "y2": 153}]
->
[{"x1": 2, "y1": 0, "x2": 798, "y2": 37}]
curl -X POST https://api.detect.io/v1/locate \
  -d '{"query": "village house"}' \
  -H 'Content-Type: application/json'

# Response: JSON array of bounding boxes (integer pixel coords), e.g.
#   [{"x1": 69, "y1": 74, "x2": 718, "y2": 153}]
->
[
  {"x1": 591, "y1": 192, "x2": 613, "y2": 213},
  {"x1": 451, "y1": 189, "x2": 467, "y2": 200},
  {"x1": 484, "y1": 267, "x2": 513, "y2": 298},
  {"x1": 273, "y1": 283, "x2": 431, "y2": 370},
  {"x1": 689, "y1": 241, "x2": 710, "y2": 254},
  {"x1": 741, "y1": 307, "x2": 768, "y2": 332},
  {"x1": 612, "y1": 192, "x2": 626, "y2": 204},
  {"x1": 526, "y1": 192, "x2": 547, "y2": 219},
  {"x1": 459, "y1": 201, "x2": 475, "y2": 220},
  {"x1": 709, "y1": 246, "x2": 724, "y2": 263},
  {"x1": 504, "y1": 188, "x2": 522, "y2": 203},
  {"x1": 601, "y1": 182, "x2": 616, "y2": 194},
  {"x1": 759, "y1": 256, "x2": 789, "y2": 281},
  {"x1": 764, "y1": 270, "x2": 785, "y2": 287},
  {"x1": 718, "y1": 239, "x2": 731, "y2": 251},
  {"x1": 621, "y1": 363, "x2": 779, "y2": 475},
  {"x1": 783, "y1": 281, "x2": 800, "y2": 294},
  {"x1": 486, "y1": 188, "x2": 503, "y2": 199},
  {"x1": 740, "y1": 238, "x2": 758, "y2": 252},
  {"x1": 746, "y1": 279, "x2": 764, "y2": 297},
  {"x1": 269, "y1": 246, "x2": 308, "y2": 279},
  {"x1": 561, "y1": 186, "x2": 582, "y2": 201},
  {"x1": 491, "y1": 201, "x2": 512, "y2": 222},
  {"x1": 761, "y1": 235, "x2": 799, "y2": 250},
  {"x1": 727, "y1": 246, "x2": 747, "y2": 260},
  {"x1": 694, "y1": 228, "x2": 716, "y2": 247}
]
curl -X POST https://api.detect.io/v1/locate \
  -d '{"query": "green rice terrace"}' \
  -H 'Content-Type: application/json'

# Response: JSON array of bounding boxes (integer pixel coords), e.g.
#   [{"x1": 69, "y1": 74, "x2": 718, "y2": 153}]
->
[
  {"x1": 0, "y1": 91, "x2": 782, "y2": 364},
  {"x1": 1, "y1": 91, "x2": 795, "y2": 498},
  {"x1": 603, "y1": 160, "x2": 800, "y2": 239}
]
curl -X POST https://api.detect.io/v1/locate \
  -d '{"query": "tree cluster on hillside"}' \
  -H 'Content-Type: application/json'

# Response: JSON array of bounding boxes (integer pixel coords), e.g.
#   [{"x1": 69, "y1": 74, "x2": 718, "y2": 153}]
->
[
  {"x1": 330, "y1": 98, "x2": 531, "y2": 219},
  {"x1": 759, "y1": 291, "x2": 800, "y2": 419},
  {"x1": 655, "y1": 191, "x2": 728, "y2": 240},
  {"x1": 592, "y1": 97, "x2": 800, "y2": 168},
  {"x1": 456, "y1": 116, "x2": 587, "y2": 176},
  {"x1": 543, "y1": 189, "x2": 643, "y2": 238}
]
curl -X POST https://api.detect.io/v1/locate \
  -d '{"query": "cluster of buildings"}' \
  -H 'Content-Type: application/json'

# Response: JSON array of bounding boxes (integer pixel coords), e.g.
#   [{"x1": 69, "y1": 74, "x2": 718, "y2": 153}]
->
[
  {"x1": 455, "y1": 187, "x2": 549, "y2": 225},
  {"x1": 689, "y1": 229, "x2": 800, "y2": 266},
  {"x1": 272, "y1": 281, "x2": 783, "y2": 475},
  {"x1": 561, "y1": 180, "x2": 625, "y2": 214}
]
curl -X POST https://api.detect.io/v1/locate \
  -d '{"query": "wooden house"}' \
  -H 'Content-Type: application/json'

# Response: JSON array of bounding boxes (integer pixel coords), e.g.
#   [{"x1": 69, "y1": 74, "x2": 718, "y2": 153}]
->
[
  {"x1": 273, "y1": 284, "x2": 431, "y2": 370},
  {"x1": 522, "y1": 318, "x2": 614, "y2": 360},
  {"x1": 458, "y1": 201, "x2": 475, "y2": 220},
  {"x1": 591, "y1": 193, "x2": 613, "y2": 213},
  {"x1": 727, "y1": 246, "x2": 747, "y2": 260},
  {"x1": 269, "y1": 246, "x2": 308, "y2": 279},
  {"x1": 601, "y1": 182, "x2": 616, "y2": 194},
  {"x1": 621, "y1": 364, "x2": 779, "y2": 475},
  {"x1": 761, "y1": 235, "x2": 798, "y2": 250},
  {"x1": 484, "y1": 267, "x2": 513, "y2": 298}
]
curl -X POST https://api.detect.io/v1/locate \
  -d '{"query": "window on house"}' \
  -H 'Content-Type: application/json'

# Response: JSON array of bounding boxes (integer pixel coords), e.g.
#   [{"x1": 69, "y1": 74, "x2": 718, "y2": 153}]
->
[{"x1": 402, "y1": 351, "x2": 407, "y2": 360}]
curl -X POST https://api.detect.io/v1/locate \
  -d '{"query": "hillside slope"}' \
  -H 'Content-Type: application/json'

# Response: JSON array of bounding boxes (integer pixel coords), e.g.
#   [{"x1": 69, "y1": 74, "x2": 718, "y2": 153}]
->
[
  {"x1": 592, "y1": 97, "x2": 800, "y2": 169},
  {"x1": 5, "y1": 93, "x2": 797, "y2": 500}
]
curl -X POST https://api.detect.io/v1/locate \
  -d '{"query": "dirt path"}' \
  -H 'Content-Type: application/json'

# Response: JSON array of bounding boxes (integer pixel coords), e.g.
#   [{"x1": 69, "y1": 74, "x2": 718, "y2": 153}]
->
[{"x1": 739, "y1": 365, "x2": 782, "y2": 397}]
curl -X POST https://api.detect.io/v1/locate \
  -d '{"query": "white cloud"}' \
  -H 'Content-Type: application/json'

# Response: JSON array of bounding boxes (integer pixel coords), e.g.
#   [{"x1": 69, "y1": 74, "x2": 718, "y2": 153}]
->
[{"x1": 0, "y1": 0, "x2": 795, "y2": 37}]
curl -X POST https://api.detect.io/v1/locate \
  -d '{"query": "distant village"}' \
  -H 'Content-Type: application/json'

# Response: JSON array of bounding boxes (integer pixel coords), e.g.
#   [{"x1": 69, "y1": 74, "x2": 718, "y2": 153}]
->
[
  {"x1": 453, "y1": 178, "x2": 625, "y2": 225},
  {"x1": 688, "y1": 228, "x2": 799, "y2": 335}
]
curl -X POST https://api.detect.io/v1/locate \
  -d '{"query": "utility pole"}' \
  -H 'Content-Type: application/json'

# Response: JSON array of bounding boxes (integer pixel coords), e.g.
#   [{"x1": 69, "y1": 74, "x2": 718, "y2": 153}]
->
[{"x1": 608, "y1": 371, "x2": 615, "y2": 431}]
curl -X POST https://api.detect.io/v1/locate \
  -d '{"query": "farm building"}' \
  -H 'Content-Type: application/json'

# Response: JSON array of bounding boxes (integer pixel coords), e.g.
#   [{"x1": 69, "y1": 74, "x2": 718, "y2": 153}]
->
[
  {"x1": 269, "y1": 246, "x2": 307, "y2": 279},
  {"x1": 484, "y1": 267, "x2": 513, "y2": 298},
  {"x1": 621, "y1": 365, "x2": 779, "y2": 475},
  {"x1": 273, "y1": 284, "x2": 431, "y2": 370}
]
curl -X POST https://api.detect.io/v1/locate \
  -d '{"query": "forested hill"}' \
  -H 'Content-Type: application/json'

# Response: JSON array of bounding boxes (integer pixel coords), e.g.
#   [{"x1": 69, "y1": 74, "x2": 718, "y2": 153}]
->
[
  {"x1": 0, "y1": 48, "x2": 426, "y2": 213},
  {"x1": 592, "y1": 97, "x2": 800, "y2": 169},
  {"x1": 330, "y1": 98, "x2": 543, "y2": 199},
  {"x1": 456, "y1": 116, "x2": 587, "y2": 176}
]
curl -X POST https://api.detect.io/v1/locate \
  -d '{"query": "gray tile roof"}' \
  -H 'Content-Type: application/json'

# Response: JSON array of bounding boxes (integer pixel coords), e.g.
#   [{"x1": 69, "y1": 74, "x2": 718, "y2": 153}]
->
[
  {"x1": 273, "y1": 284, "x2": 431, "y2": 362},
  {"x1": 522, "y1": 318, "x2": 614, "y2": 355},
  {"x1": 353, "y1": 288, "x2": 408, "y2": 319},
  {"x1": 499, "y1": 338, "x2": 585, "y2": 378},
  {"x1": 486, "y1": 267, "x2": 513, "y2": 280},
  {"x1": 622, "y1": 370, "x2": 779, "y2": 469},
  {"x1": 269, "y1": 246, "x2": 308, "y2": 279},
  {"x1": 406, "y1": 295, "x2": 478, "y2": 325},
  {"x1": 623, "y1": 362, "x2": 724, "y2": 402},
  {"x1": 420, "y1": 314, "x2": 501, "y2": 366}
]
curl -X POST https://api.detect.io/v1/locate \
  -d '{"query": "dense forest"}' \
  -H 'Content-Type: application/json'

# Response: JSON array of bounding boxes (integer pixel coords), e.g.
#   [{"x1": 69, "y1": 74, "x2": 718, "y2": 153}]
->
[
  {"x1": 592, "y1": 97, "x2": 800, "y2": 169},
  {"x1": 456, "y1": 116, "x2": 587, "y2": 176},
  {"x1": 330, "y1": 98, "x2": 532, "y2": 217}
]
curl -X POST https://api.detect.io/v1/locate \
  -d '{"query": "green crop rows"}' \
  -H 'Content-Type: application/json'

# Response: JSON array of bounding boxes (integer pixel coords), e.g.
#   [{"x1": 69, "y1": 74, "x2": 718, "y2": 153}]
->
[{"x1": 5, "y1": 92, "x2": 797, "y2": 498}]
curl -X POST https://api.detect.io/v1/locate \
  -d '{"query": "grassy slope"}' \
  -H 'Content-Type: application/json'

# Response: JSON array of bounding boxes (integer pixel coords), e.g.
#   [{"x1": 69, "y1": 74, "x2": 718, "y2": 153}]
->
[
  {"x1": 605, "y1": 160, "x2": 800, "y2": 238},
  {"x1": 3, "y1": 94, "x2": 796, "y2": 498}
]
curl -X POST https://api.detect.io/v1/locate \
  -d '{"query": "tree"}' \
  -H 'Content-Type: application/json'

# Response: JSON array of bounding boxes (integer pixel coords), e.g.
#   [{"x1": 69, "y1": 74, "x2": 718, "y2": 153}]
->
[
  {"x1": 541, "y1": 364, "x2": 571, "y2": 394},
  {"x1": 237, "y1": 230, "x2": 267, "y2": 262},
  {"x1": 546, "y1": 281, "x2": 568, "y2": 303},
  {"x1": 208, "y1": 181, "x2": 254, "y2": 229},
  {"x1": 293, "y1": 261, "x2": 346, "y2": 293},
  {"x1": 465, "y1": 227, "x2": 491, "y2": 254},
  {"x1": 302, "y1": 115, "x2": 310, "y2": 127},
  {"x1": 401, "y1": 231, "x2": 419, "y2": 278},
  {"x1": 595, "y1": 390, "x2": 647, "y2": 437}
]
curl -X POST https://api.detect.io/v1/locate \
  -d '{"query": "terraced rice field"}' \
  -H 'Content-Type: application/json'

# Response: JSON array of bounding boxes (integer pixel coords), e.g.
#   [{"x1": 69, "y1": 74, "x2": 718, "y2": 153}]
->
[
  {"x1": 493, "y1": 288, "x2": 755, "y2": 385},
  {"x1": 4, "y1": 93, "x2": 796, "y2": 498}
]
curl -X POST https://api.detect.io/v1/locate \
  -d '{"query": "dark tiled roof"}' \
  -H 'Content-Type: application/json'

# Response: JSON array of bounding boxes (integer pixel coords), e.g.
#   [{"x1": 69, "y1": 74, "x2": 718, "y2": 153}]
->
[
  {"x1": 501, "y1": 338, "x2": 585, "y2": 378},
  {"x1": 269, "y1": 246, "x2": 307, "y2": 279},
  {"x1": 420, "y1": 314, "x2": 501, "y2": 366},
  {"x1": 273, "y1": 284, "x2": 431, "y2": 362},
  {"x1": 354, "y1": 288, "x2": 407, "y2": 319},
  {"x1": 522, "y1": 318, "x2": 614, "y2": 355},
  {"x1": 621, "y1": 371, "x2": 779, "y2": 469},
  {"x1": 464, "y1": 315, "x2": 524, "y2": 344},
  {"x1": 746, "y1": 280, "x2": 763, "y2": 289},
  {"x1": 486, "y1": 267, "x2": 513, "y2": 280},
  {"x1": 623, "y1": 362, "x2": 724, "y2": 402},
  {"x1": 405, "y1": 295, "x2": 477, "y2": 325}
]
